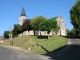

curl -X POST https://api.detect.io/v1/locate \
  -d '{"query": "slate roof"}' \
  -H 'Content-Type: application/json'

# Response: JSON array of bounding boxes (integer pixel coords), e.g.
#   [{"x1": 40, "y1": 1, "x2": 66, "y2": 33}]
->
[
  {"x1": 51, "y1": 17, "x2": 57, "y2": 19},
  {"x1": 20, "y1": 7, "x2": 26, "y2": 16}
]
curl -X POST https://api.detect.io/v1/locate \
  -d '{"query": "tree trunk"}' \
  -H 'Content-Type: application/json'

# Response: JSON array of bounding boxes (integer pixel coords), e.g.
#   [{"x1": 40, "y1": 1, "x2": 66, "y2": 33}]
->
[
  {"x1": 37, "y1": 30, "x2": 39, "y2": 36},
  {"x1": 28, "y1": 30, "x2": 29, "y2": 35},
  {"x1": 52, "y1": 31, "x2": 53, "y2": 35},
  {"x1": 34, "y1": 30, "x2": 35, "y2": 35},
  {"x1": 40, "y1": 31, "x2": 41, "y2": 36},
  {"x1": 48, "y1": 34, "x2": 49, "y2": 40}
]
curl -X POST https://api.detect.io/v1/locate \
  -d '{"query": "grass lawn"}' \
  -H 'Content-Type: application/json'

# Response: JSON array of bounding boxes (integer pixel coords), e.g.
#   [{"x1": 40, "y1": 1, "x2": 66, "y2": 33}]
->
[{"x1": 1, "y1": 35, "x2": 68, "y2": 54}]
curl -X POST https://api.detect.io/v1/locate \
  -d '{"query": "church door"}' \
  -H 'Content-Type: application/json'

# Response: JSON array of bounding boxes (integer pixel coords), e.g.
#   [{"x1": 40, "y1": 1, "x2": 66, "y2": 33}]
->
[{"x1": 60, "y1": 31, "x2": 61, "y2": 36}]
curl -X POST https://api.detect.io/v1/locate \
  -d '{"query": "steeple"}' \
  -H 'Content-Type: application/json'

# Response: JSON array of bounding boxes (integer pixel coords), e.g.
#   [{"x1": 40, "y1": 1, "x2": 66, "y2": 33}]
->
[{"x1": 20, "y1": 7, "x2": 26, "y2": 16}]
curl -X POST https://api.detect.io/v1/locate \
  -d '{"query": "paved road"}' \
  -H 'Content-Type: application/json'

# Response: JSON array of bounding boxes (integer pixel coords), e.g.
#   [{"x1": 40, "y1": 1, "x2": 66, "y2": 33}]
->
[
  {"x1": 0, "y1": 46, "x2": 50, "y2": 60},
  {"x1": 44, "y1": 39, "x2": 80, "y2": 60},
  {"x1": 1, "y1": 39, "x2": 80, "y2": 60}
]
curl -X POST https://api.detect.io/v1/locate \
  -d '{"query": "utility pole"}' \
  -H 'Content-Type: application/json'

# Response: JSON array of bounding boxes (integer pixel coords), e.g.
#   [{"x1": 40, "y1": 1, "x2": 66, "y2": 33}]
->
[{"x1": 10, "y1": 26, "x2": 13, "y2": 46}]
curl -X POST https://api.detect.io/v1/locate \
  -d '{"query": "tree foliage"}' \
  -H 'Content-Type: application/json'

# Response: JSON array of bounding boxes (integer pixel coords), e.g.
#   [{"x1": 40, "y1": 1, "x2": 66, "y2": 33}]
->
[
  {"x1": 22, "y1": 19, "x2": 29, "y2": 31},
  {"x1": 66, "y1": 29, "x2": 71, "y2": 36},
  {"x1": 70, "y1": 28, "x2": 76, "y2": 35},
  {"x1": 8, "y1": 19, "x2": 29, "y2": 37},
  {"x1": 66, "y1": 28, "x2": 76, "y2": 36},
  {"x1": 17, "y1": 24, "x2": 22, "y2": 33},
  {"x1": 4, "y1": 31, "x2": 10, "y2": 39},
  {"x1": 13, "y1": 24, "x2": 18, "y2": 37},
  {"x1": 70, "y1": 0, "x2": 80, "y2": 35},
  {"x1": 39, "y1": 20, "x2": 53, "y2": 39},
  {"x1": 30, "y1": 16, "x2": 47, "y2": 30},
  {"x1": 39, "y1": 18, "x2": 59, "y2": 39},
  {"x1": 30, "y1": 16, "x2": 47, "y2": 35},
  {"x1": 39, "y1": 20, "x2": 52, "y2": 33},
  {"x1": 49, "y1": 19, "x2": 59, "y2": 34},
  {"x1": 28, "y1": 20, "x2": 33, "y2": 31}
]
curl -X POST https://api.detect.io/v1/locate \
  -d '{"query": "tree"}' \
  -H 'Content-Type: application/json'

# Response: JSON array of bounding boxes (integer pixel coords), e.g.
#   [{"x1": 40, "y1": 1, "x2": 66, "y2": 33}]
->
[
  {"x1": 49, "y1": 19, "x2": 59, "y2": 34},
  {"x1": 13, "y1": 24, "x2": 18, "y2": 37},
  {"x1": 28, "y1": 20, "x2": 33, "y2": 31},
  {"x1": 17, "y1": 24, "x2": 22, "y2": 34},
  {"x1": 4, "y1": 31, "x2": 10, "y2": 39},
  {"x1": 30, "y1": 16, "x2": 47, "y2": 35},
  {"x1": 70, "y1": 28, "x2": 76, "y2": 36},
  {"x1": 70, "y1": 0, "x2": 80, "y2": 35},
  {"x1": 22, "y1": 19, "x2": 29, "y2": 31},
  {"x1": 39, "y1": 20, "x2": 53, "y2": 39},
  {"x1": 66, "y1": 29, "x2": 71, "y2": 36}
]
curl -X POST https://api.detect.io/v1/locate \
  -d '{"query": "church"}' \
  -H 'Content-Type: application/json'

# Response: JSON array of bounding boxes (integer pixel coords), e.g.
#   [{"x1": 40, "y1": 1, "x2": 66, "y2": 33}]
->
[{"x1": 19, "y1": 7, "x2": 67, "y2": 36}]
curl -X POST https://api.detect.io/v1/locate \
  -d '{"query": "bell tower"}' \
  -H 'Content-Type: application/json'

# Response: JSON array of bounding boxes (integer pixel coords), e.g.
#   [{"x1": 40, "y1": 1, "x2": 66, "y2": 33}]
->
[{"x1": 19, "y1": 7, "x2": 27, "y2": 25}]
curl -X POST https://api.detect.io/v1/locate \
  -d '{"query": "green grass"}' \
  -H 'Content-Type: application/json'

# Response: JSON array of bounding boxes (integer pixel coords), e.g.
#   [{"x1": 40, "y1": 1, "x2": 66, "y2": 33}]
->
[{"x1": 1, "y1": 35, "x2": 68, "y2": 54}]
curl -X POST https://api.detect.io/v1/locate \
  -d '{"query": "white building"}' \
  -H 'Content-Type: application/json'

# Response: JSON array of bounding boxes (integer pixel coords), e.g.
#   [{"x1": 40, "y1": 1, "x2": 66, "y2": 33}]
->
[
  {"x1": 52, "y1": 16, "x2": 67, "y2": 36},
  {"x1": 19, "y1": 7, "x2": 67, "y2": 36}
]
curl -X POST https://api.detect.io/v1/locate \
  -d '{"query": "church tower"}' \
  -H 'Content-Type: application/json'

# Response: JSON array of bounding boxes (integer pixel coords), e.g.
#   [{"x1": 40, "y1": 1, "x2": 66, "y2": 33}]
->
[{"x1": 19, "y1": 7, "x2": 27, "y2": 25}]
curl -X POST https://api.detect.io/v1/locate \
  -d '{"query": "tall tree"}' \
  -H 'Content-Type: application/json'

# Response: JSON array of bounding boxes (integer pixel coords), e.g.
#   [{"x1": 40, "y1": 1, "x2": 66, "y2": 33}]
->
[
  {"x1": 28, "y1": 20, "x2": 33, "y2": 31},
  {"x1": 66, "y1": 29, "x2": 71, "y2": 36},
  {"x1": 22, "y1": 19, "x2": 29, "y2": 31},
  {"x1": 70, "y1": 0, "x2": 80, "y2": 35},
  {"x1": 4, "y1": 31, "x2": 10, "y2": 39},
  {"x1": 49, "y1": 19, "x2": 59, "y2": 34},
  {"x1": 30, "y1": 16, "x2": 47, "y2": 35},
  {"x1": 13, "y1": 24, "x2": 18, "y2": 37},
  {"x1": 39, "y1": 20, "x2": 53, "y2": 39},
  {"x1": 17, "y1": 24, "x2": 22, "y2": 34},
  {"x1": 70, "y1": 28, "x2": 76, "y2": 36}
]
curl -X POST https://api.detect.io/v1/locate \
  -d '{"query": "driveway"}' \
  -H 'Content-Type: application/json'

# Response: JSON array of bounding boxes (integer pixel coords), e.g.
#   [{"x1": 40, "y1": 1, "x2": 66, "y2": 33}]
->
[{"x1": 43, "y1": 39, "x2": 80, "y2": 60}]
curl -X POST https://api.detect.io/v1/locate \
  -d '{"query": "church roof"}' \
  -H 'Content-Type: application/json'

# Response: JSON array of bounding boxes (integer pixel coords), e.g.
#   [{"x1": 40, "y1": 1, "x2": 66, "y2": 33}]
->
[
  {"x1": 20, "y1": 7, "x2": 26, "y2": 16},
  {"x1": 50, "y1": 17, "x2": 57, "y2": 19}
]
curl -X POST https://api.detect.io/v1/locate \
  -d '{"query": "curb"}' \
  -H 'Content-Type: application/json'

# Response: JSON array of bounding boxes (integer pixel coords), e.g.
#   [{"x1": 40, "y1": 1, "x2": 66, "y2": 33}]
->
[{"x1": 0, "y1": 45, "x2": 29, "y2": 53}]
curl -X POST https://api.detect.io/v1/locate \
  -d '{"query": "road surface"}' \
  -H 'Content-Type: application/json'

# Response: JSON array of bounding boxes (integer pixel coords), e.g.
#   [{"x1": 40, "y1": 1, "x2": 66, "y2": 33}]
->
[{"x1": 0, "y1": 46, "x2": 50, "y2": 60}]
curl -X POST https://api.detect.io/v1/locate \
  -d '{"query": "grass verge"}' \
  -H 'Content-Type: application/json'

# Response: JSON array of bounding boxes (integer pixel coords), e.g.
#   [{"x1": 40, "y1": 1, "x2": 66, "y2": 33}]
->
[{"x1": 1, "y1": 35, "x2": 68, "y2": 54}]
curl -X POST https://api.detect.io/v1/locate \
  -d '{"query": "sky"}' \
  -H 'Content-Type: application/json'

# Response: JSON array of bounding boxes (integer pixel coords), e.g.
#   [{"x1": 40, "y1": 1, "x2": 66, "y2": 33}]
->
[{"x1": 0, "y1": 0, "x2": 76, "y2": 36}]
